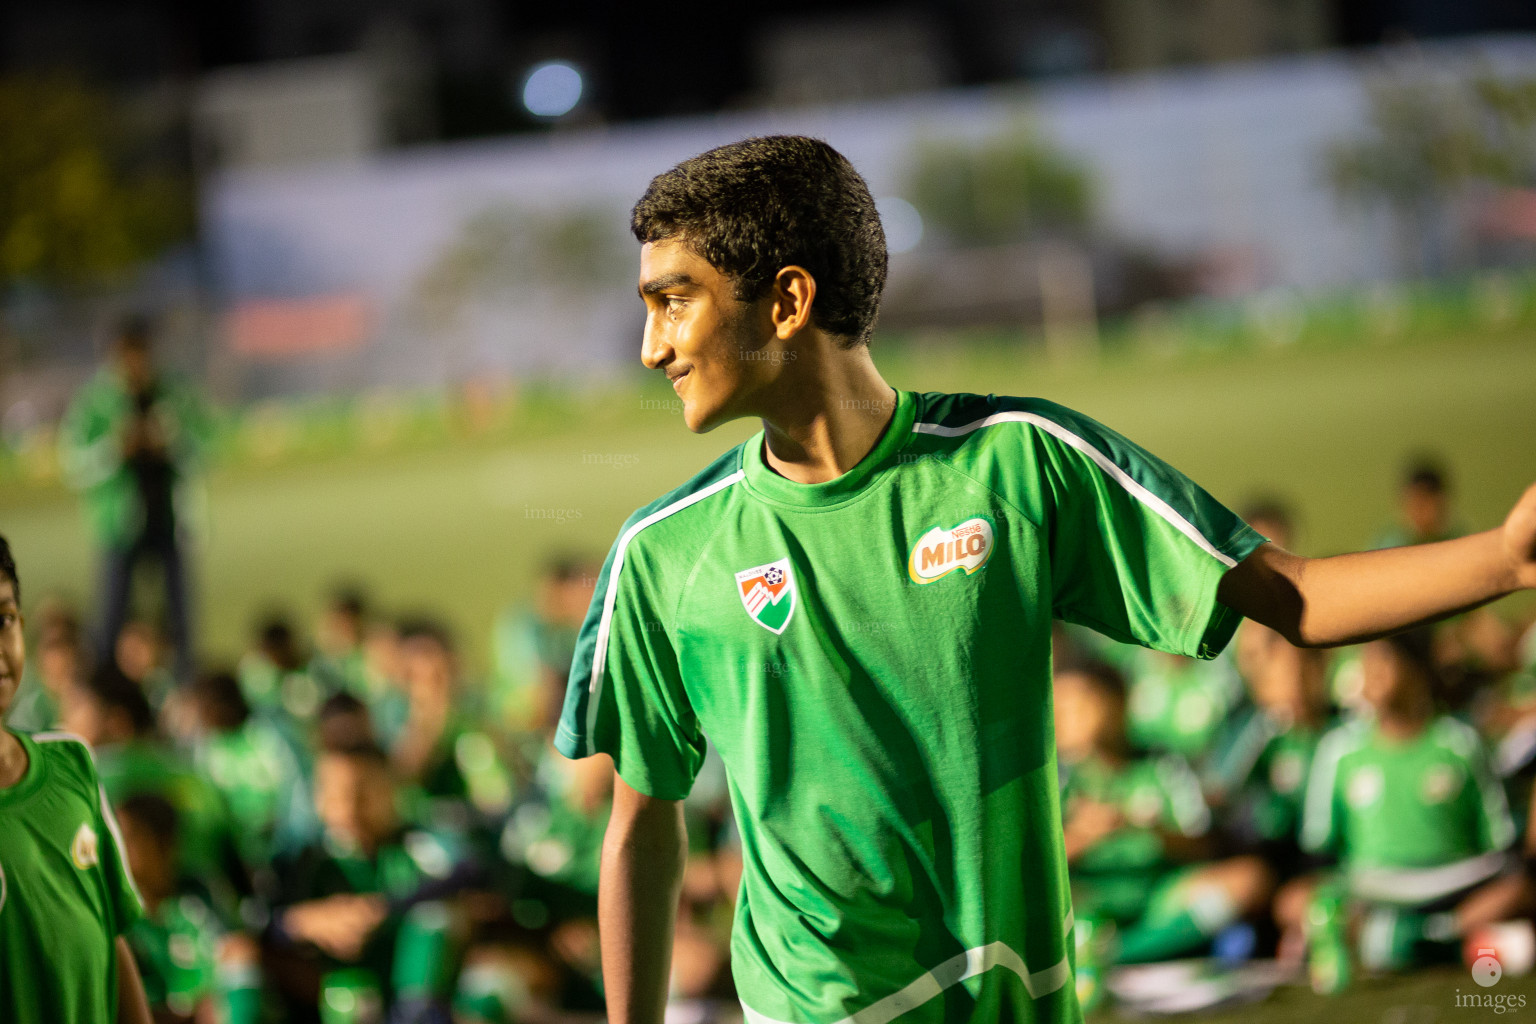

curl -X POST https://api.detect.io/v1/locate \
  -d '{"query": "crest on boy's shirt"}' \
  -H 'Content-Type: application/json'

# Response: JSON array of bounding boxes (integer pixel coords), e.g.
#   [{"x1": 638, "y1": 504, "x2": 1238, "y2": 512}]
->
[
  {"x1": 735, "y1": 559, "x2": 797, "y2": 635},
  {"x1": 71, "y1": 823, "x2": 99, "y2": 870}
]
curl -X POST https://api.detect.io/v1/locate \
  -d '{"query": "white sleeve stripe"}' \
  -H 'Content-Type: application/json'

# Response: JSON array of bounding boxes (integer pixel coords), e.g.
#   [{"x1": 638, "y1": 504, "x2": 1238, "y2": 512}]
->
[
  {"x1": 98, "y1": 780, "x2": 145, "y2": 908},
  {"x1": 31, "y1": 730, "x2": 90, "y2": 745},
  {"x1": 913, "y1": 412, "x2": 1238, "y2": 568},
  {"x1": 584, "y1": 470, "x2": 744, "y2": 755},
  {"x1": 1301, "y1": 727, "x2": 1355, "y2": 852}
]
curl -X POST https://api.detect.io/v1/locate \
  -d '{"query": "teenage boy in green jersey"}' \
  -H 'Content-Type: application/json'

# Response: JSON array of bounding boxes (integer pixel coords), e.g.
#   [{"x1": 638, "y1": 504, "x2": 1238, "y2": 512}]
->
[
  {"x1": 0, "y1": 535, "x2": 154, "y2": 1023},
  {"x1": 552, "y1": 135, "x2": 1536, "y2": 1024},
  {"x1": 1299, "y1": 630, "x2": 1515, "y2": 972}
]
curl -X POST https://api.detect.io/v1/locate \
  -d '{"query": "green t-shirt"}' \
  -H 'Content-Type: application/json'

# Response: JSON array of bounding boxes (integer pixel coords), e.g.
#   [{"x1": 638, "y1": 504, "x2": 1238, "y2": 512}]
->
[
  {"x1": 196, "y1": 718, "x2": 311, "y2": 865},
  {"x1": 0, "y1": 731, "x2": 144, "y2": 1023},
  {"x1": 1125, "y1": 650, "x2": 1243, "y2": 763},
  {"x1": 1205, "y1": 709, "x2": 1323, "y2": 848},
  {"x1": 555, "y1": 390, "x2": 1262, "y2": 1024},
  {"x1": 96, "y1": 739, "x2": 238, "y2": 892},
  {"x1": 127, "y1": 884, "x2": 224, "y2": 1017},
  {"x1": 1302, "y1": 715, "x2": 1515, "y2": 871},
  {"x1": 1061, "y1": 752, "x2": 1210, "y2": 878}
]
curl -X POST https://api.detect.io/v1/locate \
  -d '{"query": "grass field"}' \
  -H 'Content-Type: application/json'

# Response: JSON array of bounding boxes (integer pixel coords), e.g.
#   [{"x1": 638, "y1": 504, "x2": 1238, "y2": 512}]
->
[
  {"x1": 1104, "y1": 963, "x2": 1536, "y2": 1022},
  {"x1": 1, "y1": 327, "x2": 1534, "y2": 672}
]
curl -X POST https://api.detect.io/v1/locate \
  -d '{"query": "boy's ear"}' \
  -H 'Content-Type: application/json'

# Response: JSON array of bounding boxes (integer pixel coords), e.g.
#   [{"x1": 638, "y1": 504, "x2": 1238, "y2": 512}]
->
[{"x1": 770, "y1": 266, "x2": 817, "y2": 341}]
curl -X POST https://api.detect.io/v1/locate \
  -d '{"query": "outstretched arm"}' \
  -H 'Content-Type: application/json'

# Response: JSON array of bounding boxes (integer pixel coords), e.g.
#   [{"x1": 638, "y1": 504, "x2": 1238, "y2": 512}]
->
[
  {"x1": 600, "y1": 774, "x2": 687, "y2": 1024},
  {"x1": 1218, "y1": 483, "x2": 1536, "y2": 648}
]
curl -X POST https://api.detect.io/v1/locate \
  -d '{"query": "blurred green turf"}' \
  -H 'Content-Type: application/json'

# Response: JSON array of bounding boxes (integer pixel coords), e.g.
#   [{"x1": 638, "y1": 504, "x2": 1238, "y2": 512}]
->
[
  {"x1": 1100, "y1": 964, "x2": 1536, "y2": 1022},
  {"x1": 2, "y1": 328, "x2": 1533, "y2": 673}
]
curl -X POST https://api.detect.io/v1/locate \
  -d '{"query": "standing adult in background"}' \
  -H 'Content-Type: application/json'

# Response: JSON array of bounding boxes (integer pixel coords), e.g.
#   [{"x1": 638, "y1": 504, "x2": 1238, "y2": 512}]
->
[{"x1": 61, "y1": 315, "x2": 211, "y2": 686}]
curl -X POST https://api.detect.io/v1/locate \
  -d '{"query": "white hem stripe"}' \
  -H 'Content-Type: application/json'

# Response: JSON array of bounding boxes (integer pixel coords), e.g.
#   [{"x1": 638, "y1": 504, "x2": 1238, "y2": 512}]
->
[
  {"x1": 585, "y1": 469, "x2": 745, "y2": 754},
  {"x1": 913, "y1": 412, "x2": 1237, "y2": 568},
  {"x1": 741, "y1": 912, "x2": 1075, "y2": 1024}
]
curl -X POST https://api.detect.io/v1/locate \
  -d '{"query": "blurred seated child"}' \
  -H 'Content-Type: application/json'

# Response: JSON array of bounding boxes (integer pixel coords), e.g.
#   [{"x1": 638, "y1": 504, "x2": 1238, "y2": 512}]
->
[
  {"x1": 189, "y1": 669, "x2": 313, "y2": 869},
  {"x1": 392, "y1": 618, "x2": 510, "y2": 827},
  {"x1": 490, "y1": 556, "x2": 599, "y2": 743},
  {"x1": 117, "y1": 793, "x2": 262, "y2": 1024},
  {"x1": 238, "y1": 613, "x2": 328, "y2": 724},
  {"x1": 114, "y1": 619, "x2": 175, "y2": 713},
  {"x1": 1293, "y1": 629, "x2": 1516, "y2": 981},
  {"x1": 1055, "y1": 661, "x2": 1273, "y2": 1004},
  {"x1": 311, "y1": 584, "x2": 370, "y2": 696},
  {"x1": 1206, "y1": 621, "x2": 1333, "y2": 873},
  {"x1": 61, "y1": 662, "x2": 246, "y2": 908},
  {"x1": 267, "y1": 741, "x2": 475, "y2": 1023},
  {"x1": 9, "y1": 599, "x2": 86, "y2": 732},
  {"x1": 1124, "y1": 648, "x2": 1246, "y2": 769},
  {"x1": 318, "y1": 691, "x2": 378, "y2": 753}
]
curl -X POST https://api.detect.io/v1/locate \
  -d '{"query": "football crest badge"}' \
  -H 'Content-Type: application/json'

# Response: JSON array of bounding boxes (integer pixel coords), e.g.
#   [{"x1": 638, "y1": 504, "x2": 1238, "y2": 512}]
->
[
  {"x1": 71, "y1": 823, "x2": 100, "y2": 870},
  {"x1": 735, "y1": 558, "x2": 797, "y2": 634}
]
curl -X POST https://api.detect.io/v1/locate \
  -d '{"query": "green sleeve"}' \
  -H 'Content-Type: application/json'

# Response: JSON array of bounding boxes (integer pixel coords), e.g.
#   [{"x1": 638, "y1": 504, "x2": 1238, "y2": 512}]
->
[
  {"x1": 58, "y1": 376, "x2": 124, "y2": 492},
  {"x1": 555, "y1": 529, "x2": 704, "y2": 801},
  {"x1": 1032, "y1": 402, "x2": 1266, "y2": 660},
  {"x1": 165, "y1": 375, "x2": 215, "y2": 472}
]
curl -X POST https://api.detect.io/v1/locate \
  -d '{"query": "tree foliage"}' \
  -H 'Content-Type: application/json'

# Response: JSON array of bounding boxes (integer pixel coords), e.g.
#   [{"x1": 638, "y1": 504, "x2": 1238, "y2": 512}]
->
[
  {"x1": 906, "y1": 124, "x2": 1095, "y2": 246},
  {"x1": 1326, "y1": 65, "x2": 1536, "y2": 273},
  {"x1": 0, "y1": 75, "x2": 192, "y2": 287}
]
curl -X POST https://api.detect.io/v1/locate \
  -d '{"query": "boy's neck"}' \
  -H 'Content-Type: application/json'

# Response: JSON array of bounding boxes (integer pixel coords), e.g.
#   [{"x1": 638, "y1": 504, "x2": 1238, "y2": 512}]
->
[
  {"x1": 758, "y1": 345, "x2": 896, "y2": 485},
  {"x1": 1090, "y1": 743, "x2": 1129, "y2": 770},
  {"x1": 0, "y1": 728, "x2": 28, "y2": 789},
  {"x1": 1376, "y1": 707, "x2": 1433, "y2": 742}
]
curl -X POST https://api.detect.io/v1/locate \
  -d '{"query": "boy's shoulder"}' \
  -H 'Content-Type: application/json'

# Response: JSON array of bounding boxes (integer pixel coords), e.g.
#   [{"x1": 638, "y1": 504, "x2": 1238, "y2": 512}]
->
[
  {"x1": 23, "y1": 729, "x2": 99, "y2": 783},
  {"x1": 1314, "y1": 716, "x2": 1373, "y2": 765},
  {"x1": 1426, "y1": 715, "x2": 1483, "y2": 760},
  {"x1": 912, "y1": 391, "x2": 1069, "y2": 428},
  {"x1": 617, "y1": 441, "x2": 751, "y2": 552}
]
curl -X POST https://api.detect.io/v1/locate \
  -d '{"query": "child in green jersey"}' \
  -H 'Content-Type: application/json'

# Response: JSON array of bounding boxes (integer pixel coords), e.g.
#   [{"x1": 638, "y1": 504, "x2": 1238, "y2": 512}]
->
[
  {"x1": 1055, "y1": 661, "x2": 1274, "y2": 971},
  {"x1": 0, "y1": 535, "x2": 154, "y2": 1023},
  {"x1": 553, "y1": 135, "x2": 1536, "y2": 1024},
  {"x1": 269, "y1": 741, "x2": 470, "y2": 1022},
  {"x1": 60, "y1": 661, "x2": 248, "y2": 904},
  {"x1": 393, "y1": 618, "x2": 511, "y2": 823},
  {"x1": 1124, "y1": 649, "x2": 1245, "y2": 767},
  {"x1": 190, "y1": 668, "x2": 313, "y2": 868},
  {"x1": 117, "y1": 792, "x2": 263, "y2": 1024},
  {"x1": 1206, "y1": 622, "x2": 1332, "y2": 870},
  {"x1": 1297, "y1": 629, "x2": 1515, "y2": 974}
]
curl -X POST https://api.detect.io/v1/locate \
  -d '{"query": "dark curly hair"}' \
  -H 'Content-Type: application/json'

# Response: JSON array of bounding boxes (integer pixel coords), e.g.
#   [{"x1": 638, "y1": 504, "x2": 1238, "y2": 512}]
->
[
  {"x1": 631, "y1": 135, "x2": 888, "y2": 348},
  {"x1": 0, "y1": 534, "x2": 17, "y2": 604}
]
